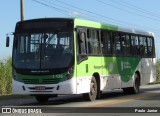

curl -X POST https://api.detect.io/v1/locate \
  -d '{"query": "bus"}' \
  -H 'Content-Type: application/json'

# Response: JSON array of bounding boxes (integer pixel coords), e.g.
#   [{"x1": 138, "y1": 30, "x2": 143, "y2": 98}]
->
[{"x1": 7, "y1": 18, "x2": 156, "y2": 102}]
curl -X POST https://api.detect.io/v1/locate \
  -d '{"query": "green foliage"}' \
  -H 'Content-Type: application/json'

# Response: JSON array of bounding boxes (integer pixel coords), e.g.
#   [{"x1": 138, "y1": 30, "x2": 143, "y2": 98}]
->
[
  {"x1": 156, "y1": 59, "x2": 160, "y2": 81},
  {"x1": 0, "y1": 57, "x2": 12, "y2": 95}
]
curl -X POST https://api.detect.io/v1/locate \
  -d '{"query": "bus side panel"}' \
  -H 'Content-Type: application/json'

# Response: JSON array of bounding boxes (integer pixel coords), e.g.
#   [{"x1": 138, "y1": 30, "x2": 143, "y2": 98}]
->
[
  {"x1": 141, "y1": 58, "x2": 157, "y2": 85},
  {"x1": 121, "y1": 57, "x2": 141, "y2": 88},
  {"x1": 120, "y1": 57, "x2": 140, "y2": 89},
  {"x1": 76, "y1": 56, "x2": 102, "y2": 94},
  {"x1": 101, "y1": 57, "x2": 121, "y2": 90},
  {"x1": 101, "y1": 57, "x2": 141, "y2": 90}
]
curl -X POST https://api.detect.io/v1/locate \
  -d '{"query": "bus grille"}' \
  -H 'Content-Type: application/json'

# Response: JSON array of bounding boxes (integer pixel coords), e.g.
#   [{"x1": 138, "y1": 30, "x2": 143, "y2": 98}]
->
[{"x1": 22, "y1": 78, "x2": 61, "y2": 84}]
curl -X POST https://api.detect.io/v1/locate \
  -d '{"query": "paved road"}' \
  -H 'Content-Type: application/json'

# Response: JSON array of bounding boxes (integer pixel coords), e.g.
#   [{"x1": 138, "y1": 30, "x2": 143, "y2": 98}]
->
[{"x1": 0, "y1": 84, "x2": 160, "y2": 115}]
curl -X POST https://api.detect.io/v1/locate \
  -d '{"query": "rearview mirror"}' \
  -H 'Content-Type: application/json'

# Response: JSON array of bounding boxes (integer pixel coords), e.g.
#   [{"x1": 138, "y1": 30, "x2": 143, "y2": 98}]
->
[{"x1": 6, "y1": 36, "x2": 10, "y2": 47}]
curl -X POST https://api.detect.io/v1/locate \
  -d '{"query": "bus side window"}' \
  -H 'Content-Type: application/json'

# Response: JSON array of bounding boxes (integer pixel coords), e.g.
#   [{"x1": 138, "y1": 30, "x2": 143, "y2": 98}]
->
[
  {"x1": 77, "y1": 32, "x2": 87, "y2": 55},
  {"x1": 147, "y1": 37, "x2": 153, "y2": 57},
  {"x1": 131, "y1": 35, "x2": 139, "y2": 56},
  {"x1": 87, "y1": 29, "x2": 101, "y2": 55},
  {"x1": 121, "y1": 33, "x2": 131, "y2": 56},
  {"x1": 139, "y1": 36, "x2": 148, "y2": 57},
  {"x1": 101, "y1": 30, "x2": 112, "y2": 55},
  {"x1": 87, "y1": 29, "x2": 92, "y2": 54},
  {"x1": 113, "y1": 32, "x2": 122, "y2": 55}
]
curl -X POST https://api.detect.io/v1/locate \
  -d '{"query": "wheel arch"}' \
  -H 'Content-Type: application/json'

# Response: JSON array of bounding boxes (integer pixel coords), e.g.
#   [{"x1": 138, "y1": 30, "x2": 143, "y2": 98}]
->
[{"x1": 93, "y1": 73, "x2": 100, "y2": 88}]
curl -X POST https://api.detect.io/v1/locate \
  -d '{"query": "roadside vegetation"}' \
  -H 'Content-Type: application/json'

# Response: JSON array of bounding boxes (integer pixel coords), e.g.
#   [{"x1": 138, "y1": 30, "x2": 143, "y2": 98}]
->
[
  {"x1": 0, "y1": 57, "x2": 12, "y2": 95},
  {"x1": 156, "y1": 58, "x2": 160, "y2": 82}
]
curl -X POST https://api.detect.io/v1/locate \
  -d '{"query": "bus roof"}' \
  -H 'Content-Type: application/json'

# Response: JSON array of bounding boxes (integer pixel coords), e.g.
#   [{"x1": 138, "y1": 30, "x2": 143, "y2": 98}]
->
[
  {"x1": 74, "y1": 18, "x2": 154, "y2": 37},
  {"x1": 17, "y1": 18, "x2": 154, "y2": 37}
]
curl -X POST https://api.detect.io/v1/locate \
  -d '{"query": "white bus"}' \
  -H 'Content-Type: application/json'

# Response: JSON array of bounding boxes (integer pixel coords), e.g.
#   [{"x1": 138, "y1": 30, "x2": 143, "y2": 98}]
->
[{"x1": 6, "y1": 18, "x2": 157, "y2": 102}]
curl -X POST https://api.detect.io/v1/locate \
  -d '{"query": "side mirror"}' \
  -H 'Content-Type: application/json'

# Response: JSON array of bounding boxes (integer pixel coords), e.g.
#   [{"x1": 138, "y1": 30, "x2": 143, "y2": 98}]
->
[{"x1": 6, "y1": 36, "x2": 10, "y2": 47}]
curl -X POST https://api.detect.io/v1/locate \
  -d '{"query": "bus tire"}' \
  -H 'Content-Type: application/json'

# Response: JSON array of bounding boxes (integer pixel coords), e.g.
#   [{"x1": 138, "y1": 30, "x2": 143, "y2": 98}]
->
[
  {"x1": 131, "y1": 73, "x2": 140, "y2": 94},
  {"x1": 35, "y1": 96, "x2": 49, "y2": 103},
  {"x1": 83, "y1": 76, "x2": 97, "y2": 101}
]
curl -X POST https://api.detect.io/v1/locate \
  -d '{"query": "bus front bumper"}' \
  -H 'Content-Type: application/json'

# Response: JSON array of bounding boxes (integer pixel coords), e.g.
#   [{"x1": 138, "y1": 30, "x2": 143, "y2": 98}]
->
[{"x1": 12, "y1": 78, "x2": 77, "y2": 95}]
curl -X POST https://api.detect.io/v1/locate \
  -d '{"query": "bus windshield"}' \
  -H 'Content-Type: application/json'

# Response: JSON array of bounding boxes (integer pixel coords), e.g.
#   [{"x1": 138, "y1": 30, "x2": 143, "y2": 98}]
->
[{"x1": 13, "y1": 32, "x2": 73, "y2": 70}]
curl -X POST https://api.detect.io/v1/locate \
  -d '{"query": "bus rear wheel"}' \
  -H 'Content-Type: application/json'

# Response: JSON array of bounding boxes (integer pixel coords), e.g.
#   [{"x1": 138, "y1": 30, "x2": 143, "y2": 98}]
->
[
  {"x1": 131, "y1": 73, "x2": 140, "y2": 94},
  {"x1": 83, "y1": 76, "x2": 97, "y2": 101},
  {"x1": 123, "y1": 73, "x2": 140, "y2": 94}
]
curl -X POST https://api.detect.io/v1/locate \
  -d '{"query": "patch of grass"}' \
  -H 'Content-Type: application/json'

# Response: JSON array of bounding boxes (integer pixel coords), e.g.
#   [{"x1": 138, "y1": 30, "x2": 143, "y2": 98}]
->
[
  {"x1": 0, "y1": 57, "x2": 12, "y2": 95},
  {"x1": 156, "y1": 59, "x2": 160, "y2": 82}
]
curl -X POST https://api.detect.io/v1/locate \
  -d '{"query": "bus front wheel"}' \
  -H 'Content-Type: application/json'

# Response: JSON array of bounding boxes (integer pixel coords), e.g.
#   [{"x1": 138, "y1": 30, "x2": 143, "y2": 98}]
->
[
  {"x1": 83, "y1": 76, "x2": 97, "y2": 101},
  {"x1": 35, "y1": 96, "x2": 49, "y2": 103}
]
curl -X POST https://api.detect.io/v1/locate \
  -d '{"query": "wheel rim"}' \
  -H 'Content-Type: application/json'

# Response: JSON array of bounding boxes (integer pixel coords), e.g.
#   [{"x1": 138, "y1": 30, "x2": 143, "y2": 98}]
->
[
  {"x1": 89, "y1": 78, "x2": 97, "y2": 100},
  {"x1": 91, "y1": 82, "x2": 96, "y2": 95}
]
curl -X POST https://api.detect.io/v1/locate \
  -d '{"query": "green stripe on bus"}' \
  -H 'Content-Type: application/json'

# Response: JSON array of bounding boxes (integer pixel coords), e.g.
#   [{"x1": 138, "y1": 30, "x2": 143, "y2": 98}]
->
[
  {"x1": 76, "y1": 56, "x2": 141, "y2": 82},
  {"x1": 16, "y1": 73, "x2": 67, "y2": 84},
  {"x1": 74, "y1": 18, "x2": 118, "y2": 30}
]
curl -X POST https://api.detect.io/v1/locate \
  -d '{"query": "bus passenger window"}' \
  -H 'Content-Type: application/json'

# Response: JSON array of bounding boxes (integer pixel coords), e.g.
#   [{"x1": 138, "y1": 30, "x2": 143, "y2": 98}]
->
[
  {"x1": 113, "y1": 32, "x2": 121, "y2": 55},
  {"x1": 139, "y1": 36, "x2": 147, "y2": 57},
  {"x1": 147, "y1": 37, "x2": 153, "y2": 57},
  {"x1": 131, "y1": 35, "x2": 139, "y2": 56},
  {"x1": 101, "y1": 31, "x2": 112, "y2": 55},
  {"x1": 77, "y1": 32, "x2": 87, "y2": 54},
  {"x1": 121, "y1": 34, "x2": 131, "y2": 56},
  {"x1": 87, "y1": 29, "x2": 101, "y2": 55}
]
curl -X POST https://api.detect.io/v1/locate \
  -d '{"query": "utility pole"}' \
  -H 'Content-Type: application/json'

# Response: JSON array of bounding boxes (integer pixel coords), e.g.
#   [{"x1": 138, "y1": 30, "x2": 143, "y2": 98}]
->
[{"x1": 20, "y1": 0, "x2": 24, "y2": 21}]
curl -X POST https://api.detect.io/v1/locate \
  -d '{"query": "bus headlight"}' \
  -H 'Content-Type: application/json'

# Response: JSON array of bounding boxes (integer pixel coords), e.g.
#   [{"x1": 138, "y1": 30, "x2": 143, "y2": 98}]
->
[{"x1": 66, "y1": 67, "x2": 74, "y2": 80}]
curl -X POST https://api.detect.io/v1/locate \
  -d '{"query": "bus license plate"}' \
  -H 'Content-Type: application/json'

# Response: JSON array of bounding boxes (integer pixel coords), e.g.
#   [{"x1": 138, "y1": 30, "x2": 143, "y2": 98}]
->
[{"x1": 35, "y1": 86, "x2": 46, "y2": 90}]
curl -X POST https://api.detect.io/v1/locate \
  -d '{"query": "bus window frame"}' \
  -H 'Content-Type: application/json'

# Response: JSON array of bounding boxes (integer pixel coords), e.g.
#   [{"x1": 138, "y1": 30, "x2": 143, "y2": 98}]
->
[
  {"x1": 139, "y1": 35, "x2": 148, "y2": 58},
  {"x1": 120, "y1": 32, "x2": 132, "y2": 57},
  {"x1": 101, "y1": 29, "x2": 113, "y2": 56},
  {"x1": 112, "y1": 31, "x2": 123, "y2": 57},
  {"x1": 76, "y1": 27, "x2": 88, "y2": 64},
  {"x1": 130, "y1": 34, "x2": 141, "y2": 57},
  {"x1": 86, "y1": 28, "x2": 102, "y2": 56},
  {"x1": 147, "y1": 36, "x2": 155, "y2": 58},
  {"x1": 75, "y1": 26, "x2": 155, "y2": 59}
]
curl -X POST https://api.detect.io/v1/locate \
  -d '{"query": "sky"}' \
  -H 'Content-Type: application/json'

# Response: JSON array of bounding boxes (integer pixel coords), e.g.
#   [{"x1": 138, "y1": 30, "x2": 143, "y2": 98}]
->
[{"x1": 1, "y1": 0, "x2": 160, "y2": 60}]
